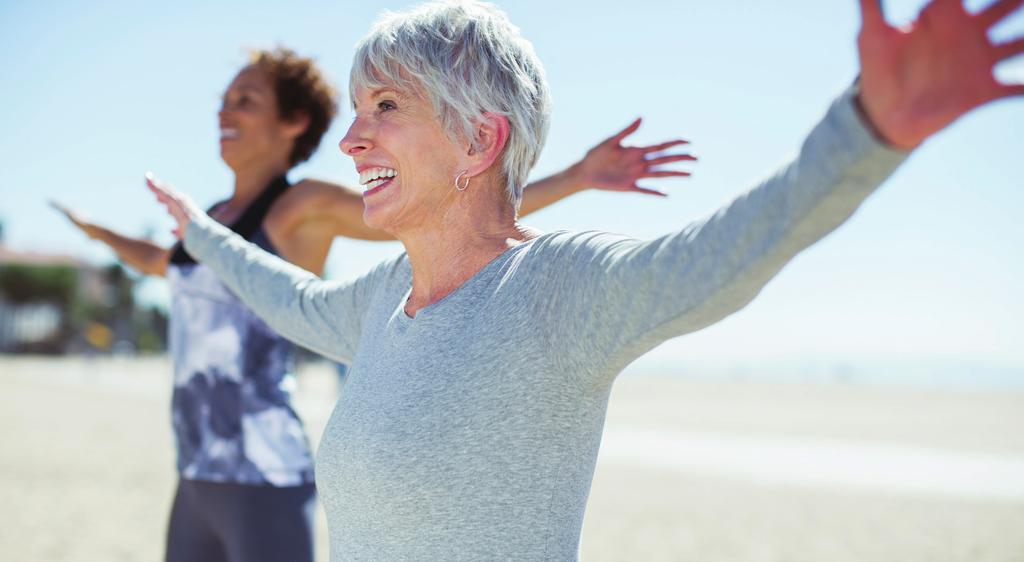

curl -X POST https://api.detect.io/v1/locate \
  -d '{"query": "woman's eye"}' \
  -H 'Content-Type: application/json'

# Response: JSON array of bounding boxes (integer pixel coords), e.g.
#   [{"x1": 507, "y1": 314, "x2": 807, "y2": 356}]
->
[{"x1": 377, "y1": 100, "x2": 396, "y2": 112}]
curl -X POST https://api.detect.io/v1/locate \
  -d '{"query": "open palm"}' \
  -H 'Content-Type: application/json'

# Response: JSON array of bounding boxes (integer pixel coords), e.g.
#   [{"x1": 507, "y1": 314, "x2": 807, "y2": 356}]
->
[
  {"x1": 145, "y1": 173, "x2": 202, "y2": 240},
  {"x1": 858, "y1": 0, "x2": 1024, "y2": 149},
  {"x1": 574, "y1": 119, "x2": 696, "y2": 196}
]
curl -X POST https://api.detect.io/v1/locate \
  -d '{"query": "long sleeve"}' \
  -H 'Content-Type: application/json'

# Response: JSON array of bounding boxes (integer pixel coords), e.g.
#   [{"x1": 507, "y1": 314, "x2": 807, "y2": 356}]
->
[
  {"x1": 183, "y1": 216, "x2": 378, "y2": 363},
  {"x1": 539, "y1": 85, "x2": 911, "y2": 382}
]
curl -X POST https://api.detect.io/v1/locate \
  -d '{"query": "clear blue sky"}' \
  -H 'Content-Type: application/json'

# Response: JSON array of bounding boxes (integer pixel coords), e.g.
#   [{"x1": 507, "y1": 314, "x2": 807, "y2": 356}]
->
[{"x1": 1, "y1": 0, "x2": 1021, "y2": 375}]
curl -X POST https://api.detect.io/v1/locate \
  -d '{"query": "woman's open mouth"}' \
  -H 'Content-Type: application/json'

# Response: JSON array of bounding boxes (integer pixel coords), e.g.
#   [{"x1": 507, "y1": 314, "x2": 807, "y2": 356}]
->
[
  {"x1": 219, "y1": 127, "x2": 240, "y2": 142},
  {"x1": 360, "y1": 167, "x2": 398, "y2": 197}
]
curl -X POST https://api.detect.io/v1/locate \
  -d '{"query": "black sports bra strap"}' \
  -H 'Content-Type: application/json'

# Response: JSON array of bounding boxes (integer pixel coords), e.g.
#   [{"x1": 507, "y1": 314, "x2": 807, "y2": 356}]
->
[{"x1": 169, "y1": 175, "x2": 292, "y2": 265}]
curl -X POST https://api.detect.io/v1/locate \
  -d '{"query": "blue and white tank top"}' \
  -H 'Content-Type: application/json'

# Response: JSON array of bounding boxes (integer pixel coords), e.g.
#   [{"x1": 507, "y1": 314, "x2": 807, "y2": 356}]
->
[{"x1": 166, "y1": 176, "x2": 314, "y2": 486}]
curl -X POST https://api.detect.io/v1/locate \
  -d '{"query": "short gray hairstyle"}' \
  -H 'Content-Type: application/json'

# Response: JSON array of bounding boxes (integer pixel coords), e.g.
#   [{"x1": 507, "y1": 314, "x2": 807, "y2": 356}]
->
[{"x1": 350, "y1": 0, "x2": 552, "y2": 208}]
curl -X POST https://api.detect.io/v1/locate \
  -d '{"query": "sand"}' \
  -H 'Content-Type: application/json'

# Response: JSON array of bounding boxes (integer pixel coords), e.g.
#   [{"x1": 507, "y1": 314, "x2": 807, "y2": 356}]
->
[{"x1": 1, "y1": 356, "x2": 1022, "y2": 561}]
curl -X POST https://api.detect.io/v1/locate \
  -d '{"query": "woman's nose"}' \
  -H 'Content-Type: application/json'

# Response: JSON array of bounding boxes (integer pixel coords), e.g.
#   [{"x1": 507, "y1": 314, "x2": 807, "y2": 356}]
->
[
  {"x1": 340, "y1": 120, "x2": 373, "y2": 156},
  {"x1": 218, "y1": 102, "x2": 235, "y2": 120}
]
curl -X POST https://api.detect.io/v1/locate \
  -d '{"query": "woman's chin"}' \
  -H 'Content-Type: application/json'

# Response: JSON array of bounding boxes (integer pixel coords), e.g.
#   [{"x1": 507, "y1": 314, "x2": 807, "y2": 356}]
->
[
  {"x1": 361, "y1": 205, "x2": 394, "y2": 233},
  {"x1": 219, "y1": 148, "x2": 247, "y2": 172},
  {"x1": 361, "y1": 180, "x2": 402, "y2": 231}
]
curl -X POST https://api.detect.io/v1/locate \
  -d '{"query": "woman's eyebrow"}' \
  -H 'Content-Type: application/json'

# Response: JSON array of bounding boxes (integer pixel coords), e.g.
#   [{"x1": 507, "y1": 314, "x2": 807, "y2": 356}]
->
[
  {"x1": 353, "y1": 88, "x2": 409, "y2": 110},
  {"x1": 372, "y1": 88, "x2": 407, "y2": 99}
]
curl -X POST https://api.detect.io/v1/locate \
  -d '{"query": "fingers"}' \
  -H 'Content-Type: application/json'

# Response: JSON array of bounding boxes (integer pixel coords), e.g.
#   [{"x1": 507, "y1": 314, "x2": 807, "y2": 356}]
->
[
  {"x1": 48, "y1": 200, "x2": 72, "y2": 216},
  {"x1": 645, "y1": 154, "x2": 698, "y2": 166},
  {"x1": 630, "y1": 185, "x2": 669, "y2": 197},
  {"x1": 640, "y1": 170, "x2": 692, "y2": 179},
  {"x1": 145, "y1": 171, "x2": 175, "y2": 194},
  {"x1": 145, "y1": 174, "x2": 162, "y2": 198},
  {"x1": 858, "y1": 0, "x2": 888, "y2": 29},
  {"x1": 994, "y1": 37, "x2": 1024, "y2": 61},
  {"x1": 48, "y1": 200, "x2": 87, "y2": 228},
  {"x1": 606, "y1": 118, "x2": 643, "y2": 145},
  {"x1": 145, "y1": 180, "x2": 169, "y2": 204},
  {"x1": 642, "y1": 153, "x2": 696, "y2": 181},
  {"x1": 641, "y1": 139, "x2": 690, "y2": 153},
  {"x1": 918, "y1": 0, "x2": 969, "y2": 28},
  {"x1": 996, "y1": 82, "x2": 1024, "y2": 99},
  {"x1": 977, "y1": 0, "x2": 1024, "y2": 29},
  {"x1": 144, "y1": 172, "x2": 180, "y2": 215},
  {"x1": 145, "y1": 171, "x2": 168, "y2": 195},
  {"x1": 145, "y1": 172, "x2": 180, "y2": 207}
]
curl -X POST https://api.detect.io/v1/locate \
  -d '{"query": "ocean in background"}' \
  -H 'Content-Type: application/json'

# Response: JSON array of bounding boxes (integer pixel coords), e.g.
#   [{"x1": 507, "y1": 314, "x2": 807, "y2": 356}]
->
[{"x1": 624, "y1": 356, "x2": 1024, "y2": 392}]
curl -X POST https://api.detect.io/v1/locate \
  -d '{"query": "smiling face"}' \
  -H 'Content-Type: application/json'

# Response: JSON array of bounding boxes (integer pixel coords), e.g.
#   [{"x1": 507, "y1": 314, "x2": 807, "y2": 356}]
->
[
  {"x1": 340, "y1": 83, "x2": 466, "y2": 234},
  {"x1": 218, "y1": 66, "x2": 301, "y2": 172}
]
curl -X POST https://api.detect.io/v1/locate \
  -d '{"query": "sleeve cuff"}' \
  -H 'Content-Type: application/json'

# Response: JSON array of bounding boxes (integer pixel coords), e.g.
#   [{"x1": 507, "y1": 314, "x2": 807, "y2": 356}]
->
[{"x1": 834, "y1": 80, "x2": 911, "y2": 160}]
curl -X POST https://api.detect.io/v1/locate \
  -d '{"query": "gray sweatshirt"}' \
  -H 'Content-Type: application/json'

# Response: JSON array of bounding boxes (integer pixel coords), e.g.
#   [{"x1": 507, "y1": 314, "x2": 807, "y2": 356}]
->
[{"x1": 184, "y1": 86, "x2": 907, "y2": 561}]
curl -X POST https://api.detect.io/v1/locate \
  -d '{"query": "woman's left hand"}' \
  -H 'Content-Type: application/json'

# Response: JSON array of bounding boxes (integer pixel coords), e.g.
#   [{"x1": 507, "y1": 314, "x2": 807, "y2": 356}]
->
[
  {"x1": 857, "y1": 0, "x2": 1024, "y2": 150},
  {"x1": 572, "y1": 119, "x2": 696, "y2": 197},
  {"x1": 145, "y1": 172, "x2": 202, "y2": 240}
]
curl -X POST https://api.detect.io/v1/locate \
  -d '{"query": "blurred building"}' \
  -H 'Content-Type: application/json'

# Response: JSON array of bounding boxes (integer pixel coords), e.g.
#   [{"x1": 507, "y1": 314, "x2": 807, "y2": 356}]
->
[{"x1": 0, "y1": 235, "x2": 167, "y2": 354}]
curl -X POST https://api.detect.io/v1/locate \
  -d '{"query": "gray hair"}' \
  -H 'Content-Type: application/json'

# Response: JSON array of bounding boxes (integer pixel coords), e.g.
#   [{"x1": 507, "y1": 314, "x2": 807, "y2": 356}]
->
[{"x1": 350, "y1": 0, "x2": 552, "y2": 208}]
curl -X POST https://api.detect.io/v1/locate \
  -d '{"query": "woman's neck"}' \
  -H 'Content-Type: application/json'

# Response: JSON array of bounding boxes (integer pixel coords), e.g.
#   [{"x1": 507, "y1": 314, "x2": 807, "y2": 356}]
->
[
  {"x1": 399, "y1": 189, "x2": 536, "y2": 317},
  {"x1": 223, "y1": 159, "x2": 291, "y2": 217}
]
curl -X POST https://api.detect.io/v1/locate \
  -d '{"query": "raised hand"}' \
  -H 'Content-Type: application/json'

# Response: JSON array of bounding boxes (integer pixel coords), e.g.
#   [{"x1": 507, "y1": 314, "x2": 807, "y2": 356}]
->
[
  {"x1": 573, "y1": 119, "x2": 696, "y2": 197},
  {"x1": 145, "y1": 172, "x2": 202, "y2": 240},
  {"x1": 858, "y1": 0, "x2": 1024, "y2": 150}
]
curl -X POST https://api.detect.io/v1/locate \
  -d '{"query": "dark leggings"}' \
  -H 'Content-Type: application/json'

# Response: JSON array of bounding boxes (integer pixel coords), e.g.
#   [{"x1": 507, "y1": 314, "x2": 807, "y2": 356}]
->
[{"x1": 165, "y1": 479, "x2": 316, "y2": 562}]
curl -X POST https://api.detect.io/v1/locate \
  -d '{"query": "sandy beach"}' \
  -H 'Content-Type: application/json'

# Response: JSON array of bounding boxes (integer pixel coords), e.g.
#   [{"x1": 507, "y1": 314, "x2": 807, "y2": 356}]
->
[{"x1": 1, "y1": 356, "x2": 1022, "y2": 561}]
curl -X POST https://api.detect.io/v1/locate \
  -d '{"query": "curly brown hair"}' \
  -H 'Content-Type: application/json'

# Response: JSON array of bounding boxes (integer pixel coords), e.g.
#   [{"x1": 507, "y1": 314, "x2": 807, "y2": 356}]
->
[{"x1": 249, "y1": 47, "x2": 338, "y2": 167}]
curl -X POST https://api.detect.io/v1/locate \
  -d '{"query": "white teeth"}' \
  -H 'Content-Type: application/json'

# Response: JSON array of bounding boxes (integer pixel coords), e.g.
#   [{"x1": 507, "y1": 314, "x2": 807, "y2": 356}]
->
[
  {"x1": 220, "y1": 128, "x2": 239, "y2": 140},
  {"x1": 364, "y1": 177, "x2": 389, "y2": 191},
  {"x1": 359, "y1": 167, "x2": 398, "y2": 186}
]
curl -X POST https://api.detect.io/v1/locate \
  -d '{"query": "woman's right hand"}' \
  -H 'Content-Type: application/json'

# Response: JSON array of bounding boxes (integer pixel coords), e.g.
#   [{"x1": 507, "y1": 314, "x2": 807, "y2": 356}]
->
[{"x1": 145, "y1": 172, "x2": 202, "y2": 240}]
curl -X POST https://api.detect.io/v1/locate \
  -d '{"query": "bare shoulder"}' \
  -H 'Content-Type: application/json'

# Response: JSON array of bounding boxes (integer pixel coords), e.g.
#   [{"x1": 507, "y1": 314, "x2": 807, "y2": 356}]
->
[
  {"x1": 267, "y1": 177, "x2": 389, "y2": 243},
  {"x1": 294, "y1": 178, "x2": 361, "y2": 198},
  {"x1": 267, "y1": 179, "x2": 346, "y2": 223},
  {"x1": 283, "y1": 178, "x2": 345, "y2": 206}
]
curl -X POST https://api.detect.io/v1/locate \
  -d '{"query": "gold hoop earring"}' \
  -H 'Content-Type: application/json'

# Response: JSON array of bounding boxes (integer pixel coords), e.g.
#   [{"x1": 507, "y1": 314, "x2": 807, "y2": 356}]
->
[{"x1": 455, "y1": 171, "x2": 471, "y2": 192}]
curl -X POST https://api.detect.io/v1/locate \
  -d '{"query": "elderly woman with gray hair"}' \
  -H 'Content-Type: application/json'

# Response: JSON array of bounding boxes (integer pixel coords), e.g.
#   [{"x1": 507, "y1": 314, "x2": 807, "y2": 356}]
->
[{"x1": 149, "y1": 0, "x2": 1023, "y2": 558}]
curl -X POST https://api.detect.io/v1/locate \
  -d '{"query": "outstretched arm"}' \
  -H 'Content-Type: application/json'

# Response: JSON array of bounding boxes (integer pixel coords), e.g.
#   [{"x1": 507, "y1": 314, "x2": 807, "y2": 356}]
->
[
  {"x1": 50, "y1": 201, "x2": 171, "y2": 276},
  {"x1": 518, "y1": 120, "x2": 695, "y2": 216},
  {"x1": 551, "y1": 0, "x2": 1023, "y2": 380},
  {"x1": 549, "y1": 87, "x2": 908, "y2": 382}
]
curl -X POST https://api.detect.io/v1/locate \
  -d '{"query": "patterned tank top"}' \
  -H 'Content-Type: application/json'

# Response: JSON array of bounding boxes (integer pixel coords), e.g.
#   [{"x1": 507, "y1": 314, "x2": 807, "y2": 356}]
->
[{"x1": 166, "y1": 176, "x2": 314, "y2": 486}]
